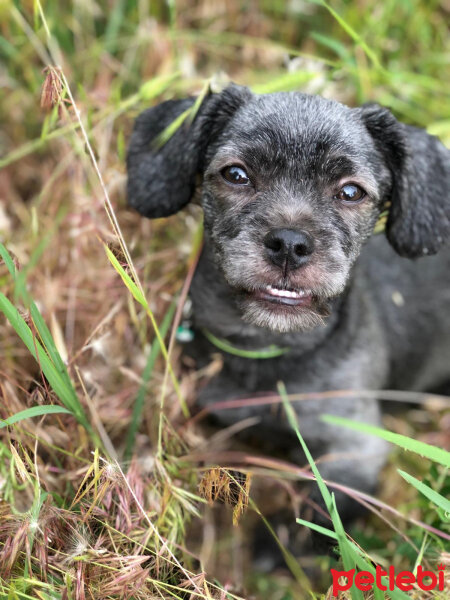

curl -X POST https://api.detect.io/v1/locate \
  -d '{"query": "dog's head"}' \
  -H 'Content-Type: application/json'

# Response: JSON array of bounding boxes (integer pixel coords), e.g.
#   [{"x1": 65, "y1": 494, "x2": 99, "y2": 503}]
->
[{"x1": 127, "y1": 84, "x2": 449, "y2": 332}]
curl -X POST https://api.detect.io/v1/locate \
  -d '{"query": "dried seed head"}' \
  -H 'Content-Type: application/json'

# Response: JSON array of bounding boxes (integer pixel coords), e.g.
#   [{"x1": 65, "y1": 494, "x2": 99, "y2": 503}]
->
[
  {"x1": 66, "y1": 525, "x2": 90, "y2": 561},
  {"x1": 40, "y1": 66, "x2": 64, "y2": 112},
  {"x1": 199, "y1": 468, "x2": 252, "y2": 526}
]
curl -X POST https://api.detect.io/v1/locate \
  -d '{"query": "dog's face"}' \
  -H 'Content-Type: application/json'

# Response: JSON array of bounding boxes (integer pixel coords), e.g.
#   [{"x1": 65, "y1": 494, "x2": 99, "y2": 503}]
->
[
  {"x1": 200, "y1": 94, "x2": 389, "y2": 331},
  {"x1": 127, "y1": 85, "x2": 449, "y2": 332}
]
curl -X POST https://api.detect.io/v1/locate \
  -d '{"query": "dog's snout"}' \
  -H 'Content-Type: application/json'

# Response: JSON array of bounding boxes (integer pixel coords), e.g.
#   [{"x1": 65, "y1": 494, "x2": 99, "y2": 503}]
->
[{"x1": 264, "y1": 228, "x2": 314, "y2": 270}]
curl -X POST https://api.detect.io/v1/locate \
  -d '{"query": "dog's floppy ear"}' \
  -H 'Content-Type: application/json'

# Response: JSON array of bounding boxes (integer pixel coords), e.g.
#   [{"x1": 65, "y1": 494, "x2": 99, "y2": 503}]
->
[
  {"x1": 360, "y1": 104, "x2": 450, "y2": 258},
  {"x1": 127, "y1": 84, "x2": 251, "y2": 219}
]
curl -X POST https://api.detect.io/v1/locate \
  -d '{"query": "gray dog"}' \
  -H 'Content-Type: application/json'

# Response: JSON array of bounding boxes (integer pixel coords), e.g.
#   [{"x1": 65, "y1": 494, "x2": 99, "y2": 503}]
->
[{"x1": 127, "y1": 84, "x2": 450, "y2": 530}]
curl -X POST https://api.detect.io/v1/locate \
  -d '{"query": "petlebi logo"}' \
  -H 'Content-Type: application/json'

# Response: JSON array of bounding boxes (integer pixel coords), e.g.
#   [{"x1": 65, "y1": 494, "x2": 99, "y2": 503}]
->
[{"x1": 331, "y1": 564, "x2": 446, "y2": 596}]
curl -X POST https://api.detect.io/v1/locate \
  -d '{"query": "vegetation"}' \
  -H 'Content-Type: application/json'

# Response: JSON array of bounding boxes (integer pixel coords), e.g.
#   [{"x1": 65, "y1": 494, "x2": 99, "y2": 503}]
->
[{"x1": 0, "y1": 1, "x2": 449, "y2": 598}]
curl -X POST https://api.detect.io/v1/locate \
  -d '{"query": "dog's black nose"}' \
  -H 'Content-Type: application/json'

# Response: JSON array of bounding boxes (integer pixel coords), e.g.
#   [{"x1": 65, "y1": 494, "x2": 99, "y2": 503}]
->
[{"x1": 264, "y1": 228, "x2": 314, "y2": 270}]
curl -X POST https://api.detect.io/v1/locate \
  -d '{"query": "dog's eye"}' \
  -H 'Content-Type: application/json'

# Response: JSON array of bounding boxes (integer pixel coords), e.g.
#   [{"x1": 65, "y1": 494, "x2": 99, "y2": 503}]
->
[
  {"x1": 335, "y1": 184, "x2": 366, "y2": 203},
  {"x1": 221, "y1": 165, "x2": 250, "y2": 185}
]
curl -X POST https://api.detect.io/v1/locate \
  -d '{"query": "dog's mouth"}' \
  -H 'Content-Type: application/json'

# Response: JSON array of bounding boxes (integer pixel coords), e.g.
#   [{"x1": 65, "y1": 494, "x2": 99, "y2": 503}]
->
[{"x1": 248, "y1": 285, "x2": 313, "y2": 307}]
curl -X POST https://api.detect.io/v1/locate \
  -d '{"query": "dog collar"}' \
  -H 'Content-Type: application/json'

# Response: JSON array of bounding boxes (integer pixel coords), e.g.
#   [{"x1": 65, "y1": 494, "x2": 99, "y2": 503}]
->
[
  {"x1": 201, "y1": 328, "x2": 290, "y2": 359},
  {"x1": 175, "y1": 297, "x2": 289, "y2": 359}
]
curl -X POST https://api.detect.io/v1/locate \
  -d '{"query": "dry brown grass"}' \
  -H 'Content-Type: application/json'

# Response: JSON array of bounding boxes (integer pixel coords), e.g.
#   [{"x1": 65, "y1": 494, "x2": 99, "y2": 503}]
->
[{"x1": 1, "y1": 1, "x2": 449, "y2": 598}]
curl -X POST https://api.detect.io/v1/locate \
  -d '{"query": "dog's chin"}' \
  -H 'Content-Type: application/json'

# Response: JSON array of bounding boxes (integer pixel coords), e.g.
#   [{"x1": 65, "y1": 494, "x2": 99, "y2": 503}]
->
[{"x1": 237, "y1": 289, "x2": 330, "y2": 333}]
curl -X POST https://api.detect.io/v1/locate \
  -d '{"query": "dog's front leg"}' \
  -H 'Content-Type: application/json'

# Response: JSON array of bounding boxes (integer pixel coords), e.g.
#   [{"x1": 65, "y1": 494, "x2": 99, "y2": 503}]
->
[
  {"x1": 197, "y1": 367, "x2": 389, "y2": 512},
  {"x1": 288, "y1": 391, "x2": 389, "y2": 523}
]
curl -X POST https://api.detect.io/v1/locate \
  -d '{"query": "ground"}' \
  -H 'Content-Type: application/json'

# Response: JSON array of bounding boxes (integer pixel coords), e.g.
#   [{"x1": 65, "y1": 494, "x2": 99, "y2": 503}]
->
[{"x1": 0, "y1": 1, "x2": 449, "y2": 598}]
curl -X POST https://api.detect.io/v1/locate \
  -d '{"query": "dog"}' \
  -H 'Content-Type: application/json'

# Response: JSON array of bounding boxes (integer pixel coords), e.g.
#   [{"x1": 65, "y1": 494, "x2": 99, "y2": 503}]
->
[{"x1": 127, "y1": 84, "x2": 450, "y2": 541}]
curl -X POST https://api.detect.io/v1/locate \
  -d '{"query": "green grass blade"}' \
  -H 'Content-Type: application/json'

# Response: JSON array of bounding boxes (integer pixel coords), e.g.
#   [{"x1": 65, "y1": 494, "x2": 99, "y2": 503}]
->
[
  {"x1": 0, "y1": 241, "x2": 82, "y2": 405},
  {"x1": 124, "y1": 299, "x2": 177, "y2": 463},
  {"x1": 297, "y1": 517, "x2": 410, "y2": 599},
  {"x1": 330, "y1": 494, "x2": 364, "y2": 600},
  {"x1": 0, "y1": 405, "x2": 72, "y2": 429},
  {"x1": 346, "y1": 541, "x2": 411, "y2": 600},
  {"x1": 0, "y1": 292, "x2": 90, "y2": 431},
  {"x1": 153, "y1": 106, "x2": 193, "y2": 149},
  {"x1": 278, "y1": 382, "x2": 363, "y2": 600},
  {"x1": 104, "y1": 244, "x2": 188, "y2": 417},
  {"x1": 0, "y1": 121, "x2": 79, "y2": 169},
  {"x1": 104, "y1": 0, "x2": 126, "y2": 53},
  {"x1": 310, "y1": 32, "x2": 351, "y2": 60},
  {"x1": 279, "y1": 382, "x2": 333, "y2": 510},
  {"x1": 28, "y1": 302, "x2": 73, "y2": 388},
  {"x1": 252, "y1": 71, "x2": 317, "y2": 94},
  {"x1": 104, "y1": 245, "x2": 146, "y2": 305},
  {"x1": 373, "y1": 583, "x2": 385, "y2": 600},
  {"x1": 185, "y1": 79, "x2": 212, "y2": 125},
  {"x1": 282, "y1": 386, "x2": 411, "y2": 599},
  {"x1": 138, "y1": 72, "x2": 180, "y2": 101},
  {"x1": 0, "y1": 242, "x2": 16, "y2": 277},
  {"x1": 0, "y1": 34, "x2": 18, "y2": 59},
  {"x1": 322, "y1": 415, "x2": 450, "y2": 467},
  {"x1": 154, "y1": 79, "x2": 212, "y2": 148},
  {"x1": 398, "y1": 469, "x2": 450, "y2": 516},
  {"x1": 298, "y1": 514, "x2": 412, "y2": 599},
  {"x1": 296, "y1": 517, "x2": 338, "y2": 540},
  {"x1": 319, "y1": 0, "x2": 382, "y2": 69},
  {"x1": 13, "y1": 208, "x2": 67, "y2": 302}
]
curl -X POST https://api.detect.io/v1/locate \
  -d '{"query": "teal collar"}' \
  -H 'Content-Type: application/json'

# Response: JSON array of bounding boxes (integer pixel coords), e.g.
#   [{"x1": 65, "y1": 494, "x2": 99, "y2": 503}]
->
[{"x1": 202, "y1": 328, "x2": 290, "y2": 359}]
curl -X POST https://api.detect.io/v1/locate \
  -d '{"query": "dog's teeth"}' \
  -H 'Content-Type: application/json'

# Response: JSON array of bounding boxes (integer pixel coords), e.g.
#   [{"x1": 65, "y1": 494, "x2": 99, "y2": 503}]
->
[{"x1": 265, "y1": 285, "x2": 307, "y2": 298}]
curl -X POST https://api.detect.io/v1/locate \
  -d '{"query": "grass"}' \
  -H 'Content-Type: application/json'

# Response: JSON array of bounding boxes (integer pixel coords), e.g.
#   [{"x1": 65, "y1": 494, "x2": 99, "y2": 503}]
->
[{"x1": 0, "y1": 0, "x2": 449, "y2": 598}]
